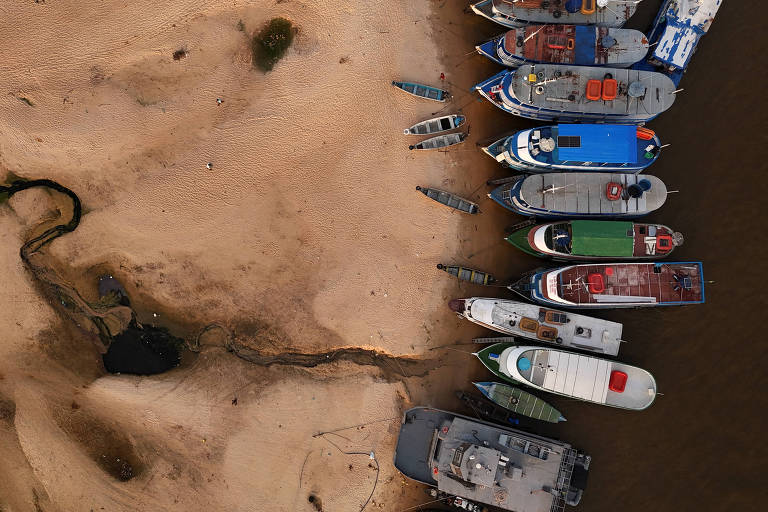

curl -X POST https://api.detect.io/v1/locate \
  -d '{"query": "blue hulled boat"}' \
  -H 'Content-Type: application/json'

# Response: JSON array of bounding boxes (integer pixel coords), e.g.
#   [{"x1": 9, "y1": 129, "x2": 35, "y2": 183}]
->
[
  {"x1": 508, "y1": 262, "x2": 705, "y2": 309},
  {"x1": 474, "y1": 65, "x2": 676, "y2": 124},
  {"x1": 488, "y1": 173, "x2": 668, "y2": 219},
  {"x1": 482, "y1": 124, "x2": 661, "y2": 173},
  {"x1": 477, "y1": 25, "x2": 648, "y2": 68}
]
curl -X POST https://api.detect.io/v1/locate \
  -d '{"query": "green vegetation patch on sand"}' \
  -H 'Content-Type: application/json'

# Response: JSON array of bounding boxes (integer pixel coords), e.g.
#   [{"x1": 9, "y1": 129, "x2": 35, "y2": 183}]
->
[{"x1": 252, "y1": 17, "x2": 295, "y2": 71}]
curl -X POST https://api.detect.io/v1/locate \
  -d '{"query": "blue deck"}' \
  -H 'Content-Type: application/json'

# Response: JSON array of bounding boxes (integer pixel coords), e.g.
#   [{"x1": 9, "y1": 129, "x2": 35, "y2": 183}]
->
[{"x1": 555, "y1": 125, "x2": 637, "y2": 163}]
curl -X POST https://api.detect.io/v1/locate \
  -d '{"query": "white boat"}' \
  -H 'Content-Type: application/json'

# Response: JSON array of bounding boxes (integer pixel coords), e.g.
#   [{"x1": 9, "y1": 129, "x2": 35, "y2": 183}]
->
[
  {"x1": 409, "y1": 132, "x2": 467, "y2": 151},
  {"x1": 476, "y1": 343, "x2": 657, "y2": 410},
  {"x1": 450, "y1": 297, "x2": 623, "y2": 355}
]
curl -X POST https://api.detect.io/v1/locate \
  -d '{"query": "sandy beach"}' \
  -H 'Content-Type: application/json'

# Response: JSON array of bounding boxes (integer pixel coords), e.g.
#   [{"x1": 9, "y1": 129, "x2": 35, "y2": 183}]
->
[{"x1": 0, "y1": 1, "x2": 498, "y2": 510}]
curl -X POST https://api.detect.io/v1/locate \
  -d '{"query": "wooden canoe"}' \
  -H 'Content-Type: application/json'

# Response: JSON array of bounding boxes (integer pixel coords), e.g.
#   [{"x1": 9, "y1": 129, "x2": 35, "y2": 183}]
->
[
  {"x1": 409, "y1": 132, "x2": 467, "y2": 150},
  {"x1": 436, "y1": 264, "x2": 496, "y2": 285},
  {"x1": 416, "y1": 186, "x2": 478, "y2": 214},
  {"x1": 404, "y1": 114, "x2": 465, "y2": 135},
  {"x1": 391, "y1": 80, "x2": 448, "y2": 102},
  {"x1": 455, "y1": 390, "x2": 522, "y2": 427},
  {"x1": 474, "y1": 381, "x2": 566, "y2": 423}
]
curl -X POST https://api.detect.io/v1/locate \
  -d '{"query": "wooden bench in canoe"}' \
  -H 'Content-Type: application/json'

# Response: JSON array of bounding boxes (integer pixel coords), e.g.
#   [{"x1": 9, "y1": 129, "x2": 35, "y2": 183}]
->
[
  {"x1": 409, "y1": 132, "x2": 467, "y2": 150},
  {"x1": 391, "y1": 81, "x2": 449, "y2": 102},
  {"x1": 404, "y1": 114, "x2": 465, "y2": 135},
  {"x1": 436, "y1": 264, "x2": 496, "y2": 285},
  {"x1": 416, "y1": 186, "x2": 478, "y2": 214}
]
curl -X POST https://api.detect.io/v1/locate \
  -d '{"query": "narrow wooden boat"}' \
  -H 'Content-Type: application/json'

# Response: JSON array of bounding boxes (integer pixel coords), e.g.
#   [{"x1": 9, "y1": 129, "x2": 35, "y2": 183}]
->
[
  {"x1": 409, "y1": 132, "x2": 467, "y2": 151},
  {"x1": 404, "y1": 114, "x2": 465, "y2": 135},
  {"x1": 416, "y1": 186, "x2": 478, "y2": 215},
  {"x1": 437, "y1": 264, "x2": 496, "y2": 285},
  {"x1": 391, "y1": 81, "x2": 448, "y2": 102},
  {"x1": 510, "y1": 261, "x2": 705, "y2": 308},
  {"x1": 489, "y1": 173, "x2": 669, "y2": 219},
  {"x1": 474, "y1": 381, "x2": 566, "y2": 423},
  {"x1": 506, "y1": 220, "x2": 684, "y2": 260},
  {"x1": 476, "y1": 25, "x2": 649, "y2": 68},
  {"x1": 482, "y1": 124, "x2": 662, "y2": 173},
  {"x1": 475, "y1": 343, "x2": 657, "y2": 410},
  {"x1": 450, "y1": 297, "x2": 623, "y2": 355}
]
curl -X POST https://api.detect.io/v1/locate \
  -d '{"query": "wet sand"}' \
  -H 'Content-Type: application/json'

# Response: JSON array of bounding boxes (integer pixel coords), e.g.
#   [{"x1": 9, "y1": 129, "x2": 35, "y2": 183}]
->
[{"x1": 0, "y1": 1, "x2": 765, "y2": 511}]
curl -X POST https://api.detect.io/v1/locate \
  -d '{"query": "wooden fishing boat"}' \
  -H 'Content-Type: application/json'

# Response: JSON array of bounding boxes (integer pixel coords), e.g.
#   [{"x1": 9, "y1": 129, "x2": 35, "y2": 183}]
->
[
  {"x1": 482, "y1": 124, "x2": 662, "y2": 173},
  {"x1": 437, "y1": 264, "x2": 496, "y2": 285},
  {"x1": 489, "y1": 173, "x2": 669, "y2": 219},
  {"x1": 449, "y1": 297, "x2": 623, "y2": 355},
  {"x1": 506, "y1": 220, "x2": 684, "y2": 260},
  {"x1": 392, "y1": 81, "x2": 448, "y2": 102},
  {"x1": 416, "y1": 186, "x2": 478, "y2": 214},
  {"x1": 474, "y1": 381, "x2": 566, "y2": 423},
  {"x1": 510, "y1": 261, "x2": 705, "y2": 308},
  {"x1": 409, "y1": 132, "x2": 467, "y2": 151},
  {"x1": 471, "y1": 0, "x2": 640, "y2": 29},
  {"x1": 475, "y1": 343, "x2": 657, "y2": 410},
  {"x1": 404, "y1": 114, "x2": 465, "y2": 135},
  {"x1": 474, "y1": 65, "x2": 677, "y2": 123},
  {"x1": 476, "y1": 25, "x2": 649, "y2": 68}
]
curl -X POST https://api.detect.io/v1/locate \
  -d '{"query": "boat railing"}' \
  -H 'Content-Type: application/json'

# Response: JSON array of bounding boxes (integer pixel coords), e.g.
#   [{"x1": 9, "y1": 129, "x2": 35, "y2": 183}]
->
[{"x1": 550, "y1": 448, "x2": 578, "y2": 512}]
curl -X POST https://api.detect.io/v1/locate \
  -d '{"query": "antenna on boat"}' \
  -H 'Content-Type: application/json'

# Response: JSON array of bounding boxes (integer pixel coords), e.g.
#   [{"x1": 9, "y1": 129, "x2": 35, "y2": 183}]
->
[
  {"x1": 671, "y1": 88, "x2": 685, "y2": 94},
  {"x1": 666, "y1": 190, "x2": 680, "y2": 194},
  {"x1": 660, "y1": 144, "x2": 671, "y2": 149}
]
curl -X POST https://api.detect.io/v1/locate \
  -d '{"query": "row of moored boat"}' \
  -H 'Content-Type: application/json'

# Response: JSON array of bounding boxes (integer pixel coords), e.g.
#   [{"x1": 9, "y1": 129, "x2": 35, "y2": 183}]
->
[{"x1": 392, "y1": 2, "x2": 721, "y2": 512}]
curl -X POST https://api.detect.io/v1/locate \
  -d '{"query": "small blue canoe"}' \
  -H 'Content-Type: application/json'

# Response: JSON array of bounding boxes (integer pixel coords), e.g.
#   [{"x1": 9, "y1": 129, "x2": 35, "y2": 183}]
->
[{"x1": 392, "y1": 81, "x2": 449, "y2": 102}]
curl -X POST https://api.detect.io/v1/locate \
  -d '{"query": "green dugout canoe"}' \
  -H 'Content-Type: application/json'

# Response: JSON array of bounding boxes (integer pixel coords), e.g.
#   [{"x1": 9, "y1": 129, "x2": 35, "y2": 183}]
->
[{"x1": 474, "y1": 381, "x2": 566, "y2": 423}]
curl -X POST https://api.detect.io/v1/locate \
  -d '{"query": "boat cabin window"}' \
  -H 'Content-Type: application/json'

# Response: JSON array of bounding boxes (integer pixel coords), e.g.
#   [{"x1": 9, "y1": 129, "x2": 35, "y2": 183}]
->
[
  {"x1": 558, "y1": 135, "x2": 581, "y2": 148},
  {"x1": 519, "y1": 318, "x2": 539, "y2": 333},
  {"x1": 546, "y1": 223, "x2": 572, "y2": 253}
]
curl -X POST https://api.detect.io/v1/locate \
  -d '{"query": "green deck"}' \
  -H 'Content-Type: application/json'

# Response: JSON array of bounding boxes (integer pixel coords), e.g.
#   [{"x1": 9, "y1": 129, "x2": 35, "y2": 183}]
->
[{"x1": 570, "y1": 220, "x2": 634, "y2": 257}]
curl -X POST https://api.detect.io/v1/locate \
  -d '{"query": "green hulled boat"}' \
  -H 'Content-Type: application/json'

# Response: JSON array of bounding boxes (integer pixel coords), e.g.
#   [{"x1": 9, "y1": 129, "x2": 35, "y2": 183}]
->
[
  {"x1": 473, "y1": 381, "x2": 565, "y2": 423},
  {"x1": 505, "y1": 220, "x2": 683, "y2": 261}
]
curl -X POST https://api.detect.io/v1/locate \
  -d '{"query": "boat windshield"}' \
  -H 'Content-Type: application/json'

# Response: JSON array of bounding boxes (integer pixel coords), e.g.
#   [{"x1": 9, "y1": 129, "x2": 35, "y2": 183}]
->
[{"x1": 546, "y1": 223, "x2": 572, "y2": 253}]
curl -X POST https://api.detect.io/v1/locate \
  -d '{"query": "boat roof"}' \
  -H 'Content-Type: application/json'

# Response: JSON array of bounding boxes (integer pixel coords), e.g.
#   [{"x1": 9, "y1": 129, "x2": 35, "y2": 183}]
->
[
  {"x1": 547, "y1": 262, "x2": 705, "y2": 305},
  {"x1": 467, "y1": 297, "x2": 622, "y2": 355},
  {"x1": 394, "y1": 407, "x2": 583, "y2": 512},
  {"x1": 555, "y1": 124, "x2": 637, "y2": 163},
  {"x1": 506, "y1": 347, "x2": 656, "y2": 409},
  {"x1": 506, "y1": 26, "x2": 648, "y2": 66},
  {"x1": 653, "y1": 0, "x2": 722, "y2": 68},
  {"x1": 506, "y1": 64, "x2": 677, "y2": 116},
  {"x1": 490, "y1": 0, "x2": 637, "y2": 26},
  {"x1": 570, "y1": 220, "x2": 635, "y2": 257},
  {"x1": 519, "y1": 173, "x2": 667, "y2": 216}
]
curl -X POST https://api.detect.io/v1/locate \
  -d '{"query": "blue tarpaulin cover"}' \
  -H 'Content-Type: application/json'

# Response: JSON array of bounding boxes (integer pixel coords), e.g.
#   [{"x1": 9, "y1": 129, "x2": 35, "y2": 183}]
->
[
  {"x1": 574, "y1": 26, "x2": 596, "y2": 64},
  {"x1": 555, "y1": 124, "x2": 637, "y2": 163}
]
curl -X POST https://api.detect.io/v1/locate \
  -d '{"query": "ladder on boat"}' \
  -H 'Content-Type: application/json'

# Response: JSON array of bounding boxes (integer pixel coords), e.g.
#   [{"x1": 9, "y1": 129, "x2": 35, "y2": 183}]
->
[{"x1": 549, "y1": 448, "x2": 578, "y2": 512}]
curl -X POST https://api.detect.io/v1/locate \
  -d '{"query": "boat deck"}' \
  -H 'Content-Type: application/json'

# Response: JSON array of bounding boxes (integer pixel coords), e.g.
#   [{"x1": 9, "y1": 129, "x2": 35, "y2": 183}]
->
[
  {"x1": 506, "y1": 64, "x2": 676, "y2": 117},
  {"x1": 513, "y1": 348, "x2": 655, "y2": 409},
  {"x1": 519, "y1": 173, "x2": 667, "y2": 216},
  {"x1": 632, "y1": 224, "x2": 675, "y2": 257},
  {"x1": 552, "y1": 263, "x2": 704, "y2": 305},
  {"x1": 470, "y1": 298, "x2": 622, "y2": 355},
  {"x1": 395, "y1": 407, "x2": 582, "y2": 512}
]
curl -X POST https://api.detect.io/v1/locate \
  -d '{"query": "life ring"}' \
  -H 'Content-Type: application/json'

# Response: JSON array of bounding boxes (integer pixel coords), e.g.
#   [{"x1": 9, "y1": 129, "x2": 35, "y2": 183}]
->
[
  {"x1": 606, "y1": 182, "x2": 622, "y2": 200},
  {"x1": 587, "y1": 273, "x2": 605, "y2": 294},
  {"x1": 553, "y1": 10, "x2": 562, "y2": 18}
]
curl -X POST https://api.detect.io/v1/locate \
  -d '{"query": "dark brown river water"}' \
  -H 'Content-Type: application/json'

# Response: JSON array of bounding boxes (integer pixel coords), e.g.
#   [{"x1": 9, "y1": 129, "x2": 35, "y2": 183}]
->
[{"x1": 414, "y1": 2, "x2": 768, "y2": 511}]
